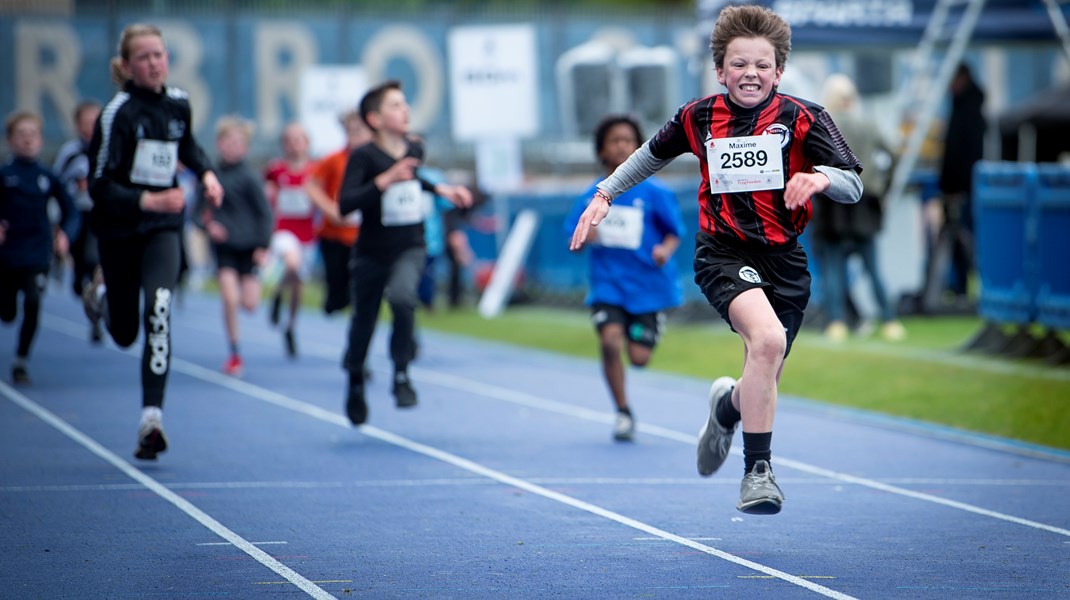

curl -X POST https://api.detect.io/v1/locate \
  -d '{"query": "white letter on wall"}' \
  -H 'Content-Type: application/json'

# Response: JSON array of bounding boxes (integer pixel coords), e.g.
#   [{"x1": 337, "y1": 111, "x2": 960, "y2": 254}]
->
[
  {"x1": 362, "y1": 25, "x2": 443, "y2": 133},
  {"x1": 256, "y1": 23, "x2": 318, "y2": 141},
  {"x1": 15, "y1": 22, "x2": 80, "y2": 135},
  {"x1": 157, "y1": 22, "x2": 210, "y2": 132}
]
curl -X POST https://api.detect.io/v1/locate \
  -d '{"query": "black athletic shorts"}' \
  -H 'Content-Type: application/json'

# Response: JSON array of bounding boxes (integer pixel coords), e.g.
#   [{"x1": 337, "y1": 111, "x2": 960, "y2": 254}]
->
[
  {"x1": 213, "y1": 246, "x2": 258, "y2": 276},
  {"x1": 591, "y1": 303, "x2": 664, "y2": 349},
  {"x1": 693, "y1": 231, "x2": 810, "y2": 357}
]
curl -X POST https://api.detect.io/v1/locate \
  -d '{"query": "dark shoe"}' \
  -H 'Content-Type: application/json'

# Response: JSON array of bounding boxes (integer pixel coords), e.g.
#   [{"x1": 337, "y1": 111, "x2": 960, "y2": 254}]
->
[
  {"x1": 393, "y1": 373, "x2": 417, "y2": 408},
  {"x1": 11, "y1": 364, "x2": 30, "y2": 386},
  {"x1": 284, "y1": 327, "x2": 297, "y2": 358},
  {"x1": 345, "y1": 383, "x2": 368, "y2": 426},
  {"x1": 134, "y1": 417, "x2": 169, "y2": 461}
]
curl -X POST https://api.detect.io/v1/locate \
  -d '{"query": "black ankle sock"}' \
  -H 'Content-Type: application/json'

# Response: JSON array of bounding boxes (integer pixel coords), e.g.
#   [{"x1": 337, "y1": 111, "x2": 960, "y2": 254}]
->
[
  {"x1": 229, "y1": 342, "x2": 240, "y2": 357},
  {"x1": 742, "y1": 431, "x2": 772, "y2": 474},
  {"x1": 618, "y1": 406, "x2": 632, "y2": 417},
  {"x1": 715, "y1": 388, "x2": 741, "y2": 429}
]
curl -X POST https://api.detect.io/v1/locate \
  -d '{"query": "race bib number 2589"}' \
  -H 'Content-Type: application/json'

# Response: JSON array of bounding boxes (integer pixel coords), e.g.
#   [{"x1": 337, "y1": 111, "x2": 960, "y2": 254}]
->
[{"x1": 706, "y1": 134, "x2": 784, "y2": 194}]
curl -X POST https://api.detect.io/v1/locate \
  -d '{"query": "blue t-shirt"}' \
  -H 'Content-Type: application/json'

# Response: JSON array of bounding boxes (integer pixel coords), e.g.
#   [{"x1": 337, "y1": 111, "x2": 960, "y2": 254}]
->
[{"x1": 564, "y1": 177, "x2": 684, "y2": 314}]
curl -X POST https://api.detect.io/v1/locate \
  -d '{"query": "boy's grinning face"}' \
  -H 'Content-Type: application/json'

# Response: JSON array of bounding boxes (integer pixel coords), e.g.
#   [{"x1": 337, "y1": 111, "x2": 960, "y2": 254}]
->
[{"x1": 716, "y1": 37, "x2": 782, "y2": 109}]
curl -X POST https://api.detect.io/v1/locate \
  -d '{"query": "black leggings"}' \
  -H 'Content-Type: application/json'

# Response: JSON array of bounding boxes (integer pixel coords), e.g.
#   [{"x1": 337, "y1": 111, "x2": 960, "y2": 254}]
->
[
  {"x1": 98, "y1": 230, "x2": 181, "y2": 408},
  {"x1": 320, "y1": 237, "x2": 353, "y2": 315},
  {"x1": 0, "y1": 266, "x2": 47, "y2": 359},
  {"x1": 344, "y1": 246, "x2": 425, "y2": 379},
  {"x1": 70, "y1": 210, "x2": 99, "y2": 296}
]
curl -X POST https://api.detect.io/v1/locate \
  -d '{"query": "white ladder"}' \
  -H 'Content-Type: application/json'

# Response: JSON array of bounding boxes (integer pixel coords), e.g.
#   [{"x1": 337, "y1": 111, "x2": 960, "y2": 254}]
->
[
  {"x1": 1041, "y1": 0, "x2": 1070, "y2": 65},
  {"x1": 885, "y1": 0, "x2": 987, "y2": 207}
]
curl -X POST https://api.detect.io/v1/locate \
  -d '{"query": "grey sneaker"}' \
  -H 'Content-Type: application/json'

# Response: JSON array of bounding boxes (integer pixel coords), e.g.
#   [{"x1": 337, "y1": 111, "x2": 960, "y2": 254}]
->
[
  {"x1": 696, "y1": 376, "x2": 737, "y2": 476},
  {"x1": 612, "y1": 412, "x2": 635, "y2": 442},
  {"x1": 736, "y1": 460, "x2": 784, "y2": 515}
]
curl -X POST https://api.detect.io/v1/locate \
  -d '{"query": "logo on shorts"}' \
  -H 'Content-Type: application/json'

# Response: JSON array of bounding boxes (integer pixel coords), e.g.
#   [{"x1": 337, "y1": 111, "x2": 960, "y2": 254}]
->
[{"x1": 738, "y1": 266, "x2": 762, "y2": 284}]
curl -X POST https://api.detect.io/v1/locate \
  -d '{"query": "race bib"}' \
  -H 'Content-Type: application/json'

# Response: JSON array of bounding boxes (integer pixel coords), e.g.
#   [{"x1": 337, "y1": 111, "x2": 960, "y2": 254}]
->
[
  {"x1": 130, "y1": 139, "x2": 178, "y2": 187},
  {"x1": 595, "y1": 204, "x2": 643, "y2": 250},
  {"x1": 276, "y1": 186, "x2": 312, "y2": 217},
  {"x1": 706, "y1": 134, "x2": 784, "y2": 194},
  {"x1": 381, "y1": 180, "x2": 423, "y2": 226}
]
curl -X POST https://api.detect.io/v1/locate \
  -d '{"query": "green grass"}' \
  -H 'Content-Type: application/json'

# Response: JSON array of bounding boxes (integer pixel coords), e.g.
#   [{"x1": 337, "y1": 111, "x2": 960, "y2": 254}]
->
[
  {"x1": 419, "y1": 305, "x2": 1070, "y2": 452},
  {"x1": 222, "y1": 274, "x2": 1068, "y2": 451}
]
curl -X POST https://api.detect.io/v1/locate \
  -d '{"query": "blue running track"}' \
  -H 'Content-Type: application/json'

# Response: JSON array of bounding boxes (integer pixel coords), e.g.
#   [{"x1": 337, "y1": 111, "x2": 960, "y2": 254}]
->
[{"x1": 1, "y1": 290, "x2": 1068, "y2": 599}]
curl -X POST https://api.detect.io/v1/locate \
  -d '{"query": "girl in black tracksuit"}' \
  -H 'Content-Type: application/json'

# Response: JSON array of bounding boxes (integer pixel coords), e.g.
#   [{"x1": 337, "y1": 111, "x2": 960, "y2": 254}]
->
[{"x1": 86, "y1": 23, "x2": 223, "y2": 460}]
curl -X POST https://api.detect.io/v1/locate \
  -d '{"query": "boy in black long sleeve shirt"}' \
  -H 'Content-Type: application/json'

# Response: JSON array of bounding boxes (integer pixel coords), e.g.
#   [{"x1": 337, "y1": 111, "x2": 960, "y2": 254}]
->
[{"x1": 337, "y1": 80, "x2": 471, "y2": 425}]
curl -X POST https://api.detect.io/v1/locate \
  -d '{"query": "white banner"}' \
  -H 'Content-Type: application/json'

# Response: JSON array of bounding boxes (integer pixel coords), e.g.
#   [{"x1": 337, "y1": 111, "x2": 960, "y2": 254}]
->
[
  {"x1": 448, "y1": 24, "x2": 538, "y2": 141},
  {"x1": 298, "y1": 65, "x2": 367, "y2": 158}
]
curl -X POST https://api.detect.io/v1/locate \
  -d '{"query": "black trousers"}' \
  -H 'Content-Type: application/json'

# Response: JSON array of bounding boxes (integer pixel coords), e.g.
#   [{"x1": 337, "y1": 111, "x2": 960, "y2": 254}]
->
[
  {"x1": 70, "y1": 209, "x2": 99, "y2": 296},
  {"x1": 0, "y1": 265, "x2": 48, "y2": 359},
  {"x1": 343, "y1": 246, "x2": 425, "y2": 379},
  {"x1": 319, "y1": 237, "x2": 353, "y2": 315},
  {"x1": 98, "y1": 229, "x2": 181, "y2": 408}
]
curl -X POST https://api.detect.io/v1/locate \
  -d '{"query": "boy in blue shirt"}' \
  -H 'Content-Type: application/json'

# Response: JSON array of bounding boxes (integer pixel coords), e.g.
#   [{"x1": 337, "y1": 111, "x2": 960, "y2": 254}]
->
[
  {"x1": 0, "y1": 111, "x2": 79, "y2": 384},
  {"x1": 565, "y1": 114, "x2": 684, "y2": 441}
]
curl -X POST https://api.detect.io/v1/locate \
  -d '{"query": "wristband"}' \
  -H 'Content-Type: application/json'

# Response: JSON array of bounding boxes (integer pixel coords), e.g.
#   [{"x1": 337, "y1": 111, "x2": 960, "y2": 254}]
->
[{"x1": 594, "y1": 189, "x2": 613, "y2": 206}]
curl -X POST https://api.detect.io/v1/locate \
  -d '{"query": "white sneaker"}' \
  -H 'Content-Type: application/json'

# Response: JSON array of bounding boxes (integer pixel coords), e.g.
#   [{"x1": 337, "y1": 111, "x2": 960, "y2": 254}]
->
[
  {"x1": 613, "y1": 412, "x2": 635, "y2": 442},
  {"x1": 135, "y1": 409, "x2": 168, "y2": 461}
]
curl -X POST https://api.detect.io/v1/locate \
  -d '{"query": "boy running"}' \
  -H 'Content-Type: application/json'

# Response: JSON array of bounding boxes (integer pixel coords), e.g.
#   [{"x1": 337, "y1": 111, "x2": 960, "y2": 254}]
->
[{"x1": 571, "y1": 5, "x2": 863, "y2": 514}]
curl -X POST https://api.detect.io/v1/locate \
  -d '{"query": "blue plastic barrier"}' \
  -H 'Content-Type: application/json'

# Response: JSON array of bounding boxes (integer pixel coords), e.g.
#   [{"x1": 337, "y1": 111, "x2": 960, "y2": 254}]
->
[
  {"x1": 973, "y1": 161, "x2": 1037, "y2": 325},
  {"x1": 1034, "y1": 165, "x2": 1070, "y2": 329}
]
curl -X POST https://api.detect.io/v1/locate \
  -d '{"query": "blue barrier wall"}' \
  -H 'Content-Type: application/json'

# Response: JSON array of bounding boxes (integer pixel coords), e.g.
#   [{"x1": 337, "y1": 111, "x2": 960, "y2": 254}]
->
[
  {"x1": 973, "y1": 161, "x2": 1037, "y2": 325},
  {"x1": 972, "y1": 161, "x2": 1070, "y2": 330},
  {"x1": 1035, "y1": 165, "x2": 1070, "y2": 330}
]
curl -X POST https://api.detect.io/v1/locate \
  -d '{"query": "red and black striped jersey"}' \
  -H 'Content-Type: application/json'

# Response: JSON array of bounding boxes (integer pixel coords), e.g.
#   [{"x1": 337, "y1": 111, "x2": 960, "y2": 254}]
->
[{"x1": 648, "y1": 91, "x2": 862, "y2": 249}]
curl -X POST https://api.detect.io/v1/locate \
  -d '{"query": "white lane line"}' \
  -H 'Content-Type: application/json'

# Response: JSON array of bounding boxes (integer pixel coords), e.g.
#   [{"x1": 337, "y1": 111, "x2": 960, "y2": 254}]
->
[
  {"x1": 5, "y1": 476, "x2": 1068, "y2": 494},
  {"x1": 0, "y1": 380, "x2": 336, "y2": 600},
  {"x1": 634, "y1": 536, "x2": 723, "y2": 541},
  {"x1": 162, "y1": 357, "x2": 854, "y2": 600},
  {"x1": 42, "y1": 313, "x2": 1070, "y2": 538},
  {"x1": 197, "y1": 541, "x2": 288, "y2": 546}
]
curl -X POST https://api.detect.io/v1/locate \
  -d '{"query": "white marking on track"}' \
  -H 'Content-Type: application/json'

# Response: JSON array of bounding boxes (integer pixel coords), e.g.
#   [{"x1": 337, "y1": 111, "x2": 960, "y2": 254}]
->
[
  {"x1": 4, "y1": 476, "x2": 1067, "y2": 494},
  {"x1": 197, "y1": 541, "x2": 289, "y2": 546},
  {"x1": 42, "y1": 312, "x2": 1070, "y2": 539},
  {"x1": 156, "y1": 357, "x2": 859, "y2": 600},
  {"x1": 0, "y1": 380, "x2": 336, "y2": 600}
]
